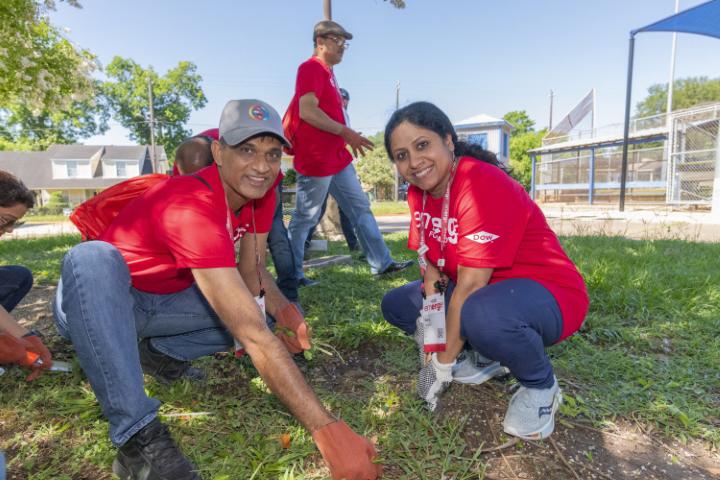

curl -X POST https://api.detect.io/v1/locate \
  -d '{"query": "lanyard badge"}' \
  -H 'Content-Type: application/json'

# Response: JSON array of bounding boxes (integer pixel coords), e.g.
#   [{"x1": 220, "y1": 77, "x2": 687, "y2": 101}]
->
[
  {"x1": 230, "y1": 201, "x2": 266, "y2": 358},
  {"x1": 417, "y1": 157, "x2": 458, "y2": 352}
]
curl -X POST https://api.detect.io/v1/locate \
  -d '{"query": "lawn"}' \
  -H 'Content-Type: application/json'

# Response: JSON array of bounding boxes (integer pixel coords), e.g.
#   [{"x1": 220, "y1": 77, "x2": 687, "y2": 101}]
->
[
  {"x1": 370, "y1": 201, "x2": 409, "y2": 217},
  {"x1": 0, "y1": 233, "x2": 718, "y2": 479}
]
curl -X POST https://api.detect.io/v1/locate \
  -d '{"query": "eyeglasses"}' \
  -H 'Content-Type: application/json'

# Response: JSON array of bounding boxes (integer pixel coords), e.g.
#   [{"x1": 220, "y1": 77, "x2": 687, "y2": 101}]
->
[{"x1": 323, "y1": 35, "x2": 349, "y2": 50}]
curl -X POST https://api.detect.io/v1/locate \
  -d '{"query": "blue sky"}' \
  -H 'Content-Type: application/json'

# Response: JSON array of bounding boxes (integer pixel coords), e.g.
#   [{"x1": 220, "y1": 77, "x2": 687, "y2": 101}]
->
[{"x1": 50, "y1": 0, "x2": 720, "y2": 145}]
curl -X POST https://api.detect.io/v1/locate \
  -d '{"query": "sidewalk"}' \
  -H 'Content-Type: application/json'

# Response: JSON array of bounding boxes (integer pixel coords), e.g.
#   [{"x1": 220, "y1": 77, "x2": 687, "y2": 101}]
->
[{"x1": 376, "y1": 206, "x2": 720, "y2": 243}]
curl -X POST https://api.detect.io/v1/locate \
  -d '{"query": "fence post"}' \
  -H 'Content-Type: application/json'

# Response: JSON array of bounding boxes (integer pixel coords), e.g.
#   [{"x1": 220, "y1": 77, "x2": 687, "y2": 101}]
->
[
  {"x1": 530, "y1": 154, "x2": 537, "y2": 200},
  {"x1": 589, "y1": 147, "x2": 596, "y2": 204},
  {"x1": 712, "y1": 121, "x2": 720, "y2": 217}
]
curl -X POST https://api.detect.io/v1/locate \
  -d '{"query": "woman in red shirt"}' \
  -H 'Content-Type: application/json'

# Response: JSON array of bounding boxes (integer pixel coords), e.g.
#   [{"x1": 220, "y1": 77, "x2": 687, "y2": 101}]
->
[{"x1": 381, "y1": 102, "x2": 589, "y2": 440}]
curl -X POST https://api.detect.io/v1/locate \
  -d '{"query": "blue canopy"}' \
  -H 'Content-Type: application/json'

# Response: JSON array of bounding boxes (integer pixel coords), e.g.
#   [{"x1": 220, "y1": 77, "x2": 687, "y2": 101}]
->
[{"x1": 632, "y1": 0, "x2": 720, "y2": 39}]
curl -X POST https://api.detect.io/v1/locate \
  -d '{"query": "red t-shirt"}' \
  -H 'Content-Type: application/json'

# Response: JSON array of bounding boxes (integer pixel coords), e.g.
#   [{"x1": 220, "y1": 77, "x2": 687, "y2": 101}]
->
[
  {"x1": 286, "y1": 56, "x2": 352, "y2": 177},
  {"x1": 102, "y1": 163, "x2": 276, "y2": 294},
  {"x1": 407, "y1": 157, "x2": 588, "y2": 341}
]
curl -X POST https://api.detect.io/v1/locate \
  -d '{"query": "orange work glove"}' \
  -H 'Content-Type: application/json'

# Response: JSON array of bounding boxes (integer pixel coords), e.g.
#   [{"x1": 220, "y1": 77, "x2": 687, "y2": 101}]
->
[
  {"x1": 274, "y1": 303, "x2": 311, "y2": 354},
  {"x1": 21, "y1": 334, "x2": 52, "y2": 381},
  {"x1": 312, "y1": 420, "x2": 382, "y2": 480}
]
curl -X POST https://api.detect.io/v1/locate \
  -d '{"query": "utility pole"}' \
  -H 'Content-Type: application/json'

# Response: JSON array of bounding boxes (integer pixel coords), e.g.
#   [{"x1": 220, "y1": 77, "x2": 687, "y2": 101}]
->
[
  {"x1": 548, "y1": 89, "x2": 555, "y2": 130},
  {"x1": 147, "y1": 77, "x2": 157, "y2": 173},
  {"x1": 394, "y1": 81, "x2": 400, "y2": 202},
  {"x1": 323, "y1": 0, "x2": 332, "y2": 20}
]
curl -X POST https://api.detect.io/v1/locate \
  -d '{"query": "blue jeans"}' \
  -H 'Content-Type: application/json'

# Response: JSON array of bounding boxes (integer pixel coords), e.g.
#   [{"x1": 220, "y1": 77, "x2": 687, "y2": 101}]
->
[
  {"x1": 288, "y1": 163, "x2": 392, "y2": 276},
  {"x1": 0, "y1": 265, "x2": 33, "y2": 313},
  {"x1": 381, "y1": 278, "x2": 563, "y2": 389},
  {"x1": 53, "y1": 241, "x2": 234, "y2": 446},
  {"x1": 268, "y1": 183, "x2": 299, "y2": 302},
  {"x1": 305, "y1": 193, "x2": 360, "y2": 252}
]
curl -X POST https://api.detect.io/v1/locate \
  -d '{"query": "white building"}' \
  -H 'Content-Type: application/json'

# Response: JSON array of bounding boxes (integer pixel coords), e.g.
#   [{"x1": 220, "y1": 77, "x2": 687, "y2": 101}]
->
[{"x1": 454, "y1": 114, "x2": 514, "y2": 165}]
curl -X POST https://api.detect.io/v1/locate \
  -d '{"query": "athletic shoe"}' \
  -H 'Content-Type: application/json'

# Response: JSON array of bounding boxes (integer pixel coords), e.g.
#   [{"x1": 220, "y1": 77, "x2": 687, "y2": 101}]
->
[
  {"x1": 112, "y1": 418, "x2": 200, "y2": 480},
  {"x1": 375, "y1": 260, "x2": 414, "y2": 276},
  {"x1": 298, "y1": 277, "x2": 320, "y2": 287},
  {"x1": 452, "y1": 350, "x2": 509, "y2": 385},
  {"x1": 138, "y1": 339, "x2": 205, "y2": 384},
  {"x1": 502, "y1": 376, "x2": 563, "y2": 440}
]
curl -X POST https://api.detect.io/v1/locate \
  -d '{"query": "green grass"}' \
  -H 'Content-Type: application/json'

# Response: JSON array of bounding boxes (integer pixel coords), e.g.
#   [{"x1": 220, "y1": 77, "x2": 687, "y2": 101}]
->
[
  {"x1": 0, "y1": 233, "x2": 718, "y2": 478},
  {"x1": 369, "y1": 201, "x2": 409, "y2": 217},
  {"x1": 23, "y1": 214, "x2": 70, "y2": 223}
]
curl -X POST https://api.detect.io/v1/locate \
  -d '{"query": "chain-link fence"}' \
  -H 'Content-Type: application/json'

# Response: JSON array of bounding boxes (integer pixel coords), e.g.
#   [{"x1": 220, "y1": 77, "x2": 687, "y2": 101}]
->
[
  {"x1": 535, "y1": 146, "x2": 666, "y2": 204},
  {"x1": 667, "y1": 105, "x2": 720, "y2": 204}
]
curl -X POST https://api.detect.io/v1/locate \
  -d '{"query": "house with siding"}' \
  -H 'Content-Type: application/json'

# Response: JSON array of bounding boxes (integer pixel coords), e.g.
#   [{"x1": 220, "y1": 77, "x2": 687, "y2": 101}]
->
[
  {"x1": 0, "y1": 144, "x2": 167, "y2": 207},
  {"x1": 454, "y1": 114, "x2": 514, "y2": 165}
]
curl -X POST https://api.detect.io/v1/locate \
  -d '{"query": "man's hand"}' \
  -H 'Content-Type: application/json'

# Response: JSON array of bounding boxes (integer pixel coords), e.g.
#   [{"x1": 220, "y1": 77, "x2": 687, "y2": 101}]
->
[
  {"x1": 417, "y1": 353, "x2": 455, "y2": 411},
  {"x1": 340, "y1": 127, "x2": 374, "y2": 157},
  {"x1": 22, "y1": 334, "x2": 52, "y2": 380},
  {"x1": 312, "y1": 420, "x2": 382, "y2": 480},
  {"x1": 0, "y1": 332, "x2": 52, "y2": 381},
  {"x1": 274, "y1": 303, "x2": 311, "y2": 354}
]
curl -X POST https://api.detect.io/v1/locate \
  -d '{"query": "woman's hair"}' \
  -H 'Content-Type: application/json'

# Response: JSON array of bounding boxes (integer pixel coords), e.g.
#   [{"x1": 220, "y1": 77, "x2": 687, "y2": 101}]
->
[
  {"x1": 384, "y1": 101, "x2": 507, "y2": 172},
  {"x1": 0, "y1": 170, "x2": 34, "y2": 208}
]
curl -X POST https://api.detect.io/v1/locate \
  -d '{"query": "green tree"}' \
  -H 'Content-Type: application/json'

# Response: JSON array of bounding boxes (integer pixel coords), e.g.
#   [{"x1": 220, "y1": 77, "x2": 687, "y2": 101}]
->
[
  {"x1": 502, "y1": 110, "x2": 544, "y2": 190},
  {"x1": 503, "y1": 110, "x2": 535, "y2": 136},
  {"x1": 102, "y1": 57, "x2": 207, "y2": 160},
  {"x1": 635, "y1": 76, "x2": 720, "y2": 117},
  {"x1": 356, "y1": 132, "x2": 395, "y2": 195},
  {"x1": 508, "y1": 130, "x2": 545, "y2": 190},
  {"x1": 0, "y1": 0, "x2": 97, "y2": 114}
]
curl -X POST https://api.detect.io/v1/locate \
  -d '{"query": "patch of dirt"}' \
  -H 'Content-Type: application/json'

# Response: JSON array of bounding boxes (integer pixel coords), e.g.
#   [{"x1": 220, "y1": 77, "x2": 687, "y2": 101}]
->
[{"x1": 5, "y1": 289, "x2": 720, "y2": 479}]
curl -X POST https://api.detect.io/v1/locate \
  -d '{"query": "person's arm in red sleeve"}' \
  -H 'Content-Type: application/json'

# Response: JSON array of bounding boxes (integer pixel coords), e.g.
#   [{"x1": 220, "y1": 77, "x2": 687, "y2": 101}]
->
[{"x1": 296, "y1": 61, "x2": 373, "y2": 157}]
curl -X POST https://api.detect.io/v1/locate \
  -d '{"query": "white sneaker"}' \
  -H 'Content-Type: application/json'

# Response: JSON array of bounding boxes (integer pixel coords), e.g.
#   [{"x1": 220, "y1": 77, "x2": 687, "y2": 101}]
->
[
  {"x1": 452, "y1": 350, "x2": 509, "y2": 385},
  {"x1": 502, "y1": 376, "x2": 562, "y2": 440}
]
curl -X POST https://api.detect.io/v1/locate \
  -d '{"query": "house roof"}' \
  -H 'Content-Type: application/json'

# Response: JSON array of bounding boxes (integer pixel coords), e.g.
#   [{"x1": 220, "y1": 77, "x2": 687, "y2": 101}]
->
[
  {"x1": 0, "y1": 144, "x2": 155, "y2": 190},
  {"x1": 454, "y1": 114, "x2": 513, "y2": 130}
]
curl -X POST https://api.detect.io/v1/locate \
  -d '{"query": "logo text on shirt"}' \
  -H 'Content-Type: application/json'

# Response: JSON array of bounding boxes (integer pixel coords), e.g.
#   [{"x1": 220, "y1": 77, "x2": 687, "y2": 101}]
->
[
  {"x1": 465, "y1": 231, "x2": 499, "y2": 244},
  {"x1": 414, "y1": 211, "x2": 458, "y2": 245}
]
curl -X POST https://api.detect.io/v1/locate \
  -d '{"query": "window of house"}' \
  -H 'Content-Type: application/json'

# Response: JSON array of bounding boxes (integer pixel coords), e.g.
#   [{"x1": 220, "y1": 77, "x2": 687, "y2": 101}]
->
[
  {"x1": 116, "y1": 161, "x2": 127, "y2": 177},
  {"x1": 503, "y1": 132, "x2": 509, "y2": 158},
  {"x1": 66, "y1": 161, "x2": 78, "y2": 178},
  {"x1": 468, "y1": 133, "x2": 488, "y2": 150}
]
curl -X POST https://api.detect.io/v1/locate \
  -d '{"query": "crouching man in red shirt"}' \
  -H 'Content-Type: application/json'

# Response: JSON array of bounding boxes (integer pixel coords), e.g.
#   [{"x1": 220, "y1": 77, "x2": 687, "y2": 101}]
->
[{"x1": 53, "y1": 99, "x2": 382, "y2": 480}]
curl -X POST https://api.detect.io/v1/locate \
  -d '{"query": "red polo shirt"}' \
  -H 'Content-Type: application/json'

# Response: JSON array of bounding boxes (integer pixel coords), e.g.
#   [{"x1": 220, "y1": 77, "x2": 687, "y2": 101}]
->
[
  {"x1": 285, "y1": 56, "x2": 352, "y2": 177},
  {"x1": 408, "y1": 157, "x2": 589, "y2": 341},
  {"x1": 102, "y1": 164, "x2": 275, "y2": 294}
]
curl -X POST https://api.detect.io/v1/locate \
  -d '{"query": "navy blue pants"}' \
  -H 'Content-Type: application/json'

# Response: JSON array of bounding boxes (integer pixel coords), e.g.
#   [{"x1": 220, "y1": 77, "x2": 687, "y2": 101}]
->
[
  {"x1": 0, "y1": 265, "x2": 33, "y2": 313},
  {"x1": 268, "y1": 183, "x2": 299, "y2": 302},
  {"x1": 381, "y1": 278, "x2": 562, "y2": 389}
]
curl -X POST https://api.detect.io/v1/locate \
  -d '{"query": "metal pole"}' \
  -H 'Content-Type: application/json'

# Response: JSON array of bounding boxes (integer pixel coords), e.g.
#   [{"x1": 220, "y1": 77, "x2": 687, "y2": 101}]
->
[
  {"x1": 530, "y1": 154, "x2": 537, "y2": 200},
  {"x1": 147, "y1": 77, "x2": 157, "y2": 173},
  {"x1": 666, "y1": 0, "x2": 680, "y2": 121},
  {"x1": 548, "y1": 90, "x2": 554, "y2": 130},
  {"x1": 323, "y1": 0, "x2": 332, "y2": 20},
  {"x1": 619, "y1": 35, "x2": 635, "y2": 212},
  {"x1": 589, "y1": 147, "x2": 596, "y2": 204},
  {"x1": 394, "y1": 81, "x2": 400, "y2": 202}
]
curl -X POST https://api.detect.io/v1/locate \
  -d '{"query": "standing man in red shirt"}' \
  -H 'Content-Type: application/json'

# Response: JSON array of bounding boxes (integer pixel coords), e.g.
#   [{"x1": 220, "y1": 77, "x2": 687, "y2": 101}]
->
[
  {"x1": 53, "y1": 99, "x2": 381, "y2": 480},
  {"x1": 284, "y1": 20, "x2": 412, "y2": 284}
]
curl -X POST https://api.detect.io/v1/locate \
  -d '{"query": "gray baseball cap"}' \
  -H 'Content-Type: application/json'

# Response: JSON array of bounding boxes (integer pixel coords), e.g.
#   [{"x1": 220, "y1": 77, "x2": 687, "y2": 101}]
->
[{"x1": 218, "y1": 99, "x2": 290, "y2": 147}]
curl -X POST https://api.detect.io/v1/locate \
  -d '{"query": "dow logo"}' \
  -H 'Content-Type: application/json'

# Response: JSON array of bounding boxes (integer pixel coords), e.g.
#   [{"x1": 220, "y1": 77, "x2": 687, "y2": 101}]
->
[{"x1": 465, "y1": 231, "x2": 499, "y2": 244}]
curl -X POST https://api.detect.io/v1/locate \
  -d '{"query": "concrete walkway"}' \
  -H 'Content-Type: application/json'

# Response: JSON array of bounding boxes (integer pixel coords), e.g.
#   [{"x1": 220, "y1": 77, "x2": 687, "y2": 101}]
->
[{"x1": 376, "y1": 206, "x2": 720, "y2": 243}]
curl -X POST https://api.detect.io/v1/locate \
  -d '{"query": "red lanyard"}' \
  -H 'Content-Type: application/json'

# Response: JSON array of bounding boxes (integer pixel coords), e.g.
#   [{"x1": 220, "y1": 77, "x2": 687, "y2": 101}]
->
[{"x1": 418, "y1": 158, "x2": 458, "y2": 293}]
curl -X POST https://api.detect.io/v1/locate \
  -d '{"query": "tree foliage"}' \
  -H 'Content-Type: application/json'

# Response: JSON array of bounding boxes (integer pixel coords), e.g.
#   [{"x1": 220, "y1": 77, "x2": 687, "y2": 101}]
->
[
  {"x1": 356, "y1": 132, "x2": 395, "y2": 190},
  {"x1": 101, "y1": 57, "x2": 207, "y2": 160},
  {"x1": 0, "y1": 0, "x2": 97, "y2": 113},
  {"x1": 502, "y1": 110, "x2": 543, "y2": 190},
  {"x1": 0, "y1": 0, "x2": 108, "y2": 149},
  {"x1": 635, "y1": 76, "x2": 720, "y2": 118},
  {"x1": 384, "y1": 0, "x2": 406, "y2": 7}
]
